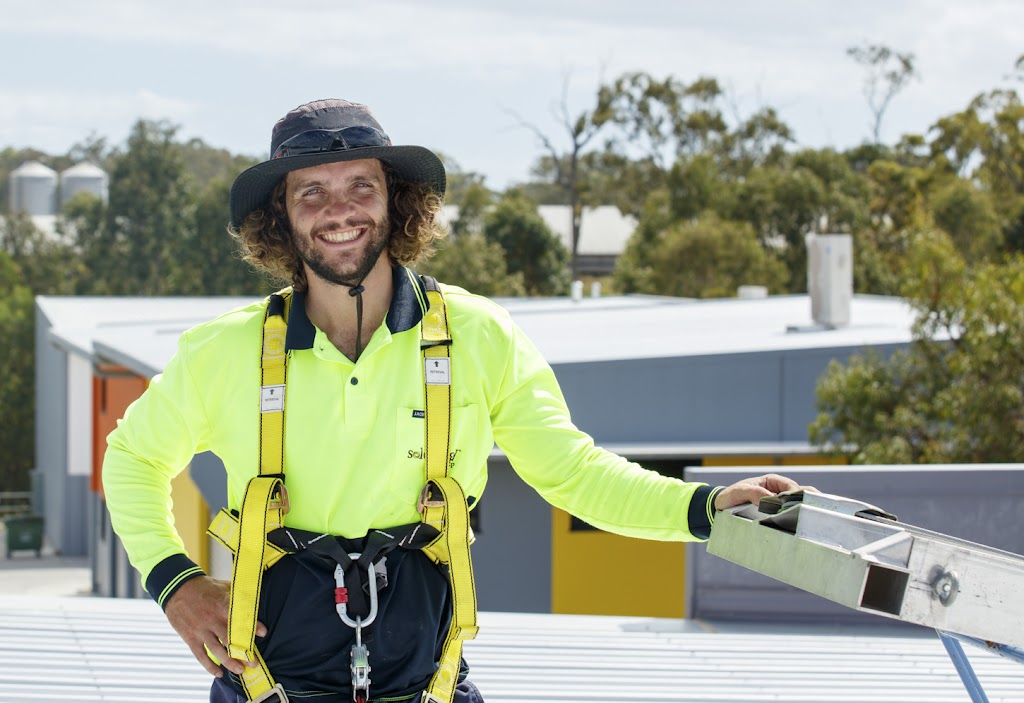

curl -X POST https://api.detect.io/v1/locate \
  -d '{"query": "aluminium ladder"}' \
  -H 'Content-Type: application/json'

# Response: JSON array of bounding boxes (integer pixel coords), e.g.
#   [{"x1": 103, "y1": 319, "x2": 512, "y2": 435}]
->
[{"x1": 707, "y1": 491, "x2": 1024, "y2": 703}]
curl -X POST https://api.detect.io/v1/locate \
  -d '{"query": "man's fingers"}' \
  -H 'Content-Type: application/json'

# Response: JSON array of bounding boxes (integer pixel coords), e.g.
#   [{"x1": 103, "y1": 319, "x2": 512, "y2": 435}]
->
[
  {"x1": 186, "y1": 638, "x2": 225, "y2": 678},
  {"x1": 256, "y1": 621, "x2": 268, "y2": 638},
  {"x1": 762, "y1": 473, "x2": 800, "y2": 493},
  {"x1": 204, "y1": 636, "x2": 246, "y2": 676}
]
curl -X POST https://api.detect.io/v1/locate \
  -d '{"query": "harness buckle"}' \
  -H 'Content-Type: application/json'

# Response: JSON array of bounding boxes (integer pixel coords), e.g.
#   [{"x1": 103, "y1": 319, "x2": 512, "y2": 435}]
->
[
  {"x1": 250, "y1": 683, "x2": 289, "y2": 703},
  {"x1": 417, "y1": 483, "x2": 446, "y2": 514},
  {"x1": 269, "y1": 484, "x2": 290, "y2": 515}
]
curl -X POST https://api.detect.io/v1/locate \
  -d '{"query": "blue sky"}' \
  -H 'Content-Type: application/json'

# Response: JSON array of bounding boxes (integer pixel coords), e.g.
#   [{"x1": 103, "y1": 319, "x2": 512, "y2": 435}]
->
[{"x1": 3, "y1": 0, "x2": 1023, "y2": 189}]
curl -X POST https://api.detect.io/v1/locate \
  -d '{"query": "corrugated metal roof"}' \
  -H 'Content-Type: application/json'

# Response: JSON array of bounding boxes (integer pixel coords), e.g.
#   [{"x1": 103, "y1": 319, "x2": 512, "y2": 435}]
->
[{"x1": 0, "y1": 596, "x2": 1018, "y2": 702}]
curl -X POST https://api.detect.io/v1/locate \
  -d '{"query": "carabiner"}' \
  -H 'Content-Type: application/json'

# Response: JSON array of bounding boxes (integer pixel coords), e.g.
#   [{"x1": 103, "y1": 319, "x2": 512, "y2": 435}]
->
[{"x1": 334, "y1": 552, "x2": 379, "y2": 629}]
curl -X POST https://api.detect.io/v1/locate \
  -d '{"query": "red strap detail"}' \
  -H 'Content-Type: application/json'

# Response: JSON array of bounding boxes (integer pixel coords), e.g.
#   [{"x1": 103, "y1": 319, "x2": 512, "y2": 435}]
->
[{"x1": 335, "y1": 587, "x2": 348, "y2": 604}]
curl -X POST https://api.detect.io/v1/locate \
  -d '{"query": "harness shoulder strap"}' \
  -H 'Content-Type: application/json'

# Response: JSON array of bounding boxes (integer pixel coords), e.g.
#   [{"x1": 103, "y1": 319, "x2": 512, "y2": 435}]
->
[
  {"x1": 418, "y1": 277, "x2": 479, "y2": 703},
  {"x1": 211, "y1": 289, "x2": 293, "y2": 703}
]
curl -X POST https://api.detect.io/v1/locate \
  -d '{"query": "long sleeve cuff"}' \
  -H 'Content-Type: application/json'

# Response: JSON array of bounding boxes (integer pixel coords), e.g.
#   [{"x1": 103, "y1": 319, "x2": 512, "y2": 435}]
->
[
  {"x1": 145, "y1": 554, "x2": 206, "y2": 609},
  {"x1": 686, "y1": 484, "x2": 725, "y2": 540}
]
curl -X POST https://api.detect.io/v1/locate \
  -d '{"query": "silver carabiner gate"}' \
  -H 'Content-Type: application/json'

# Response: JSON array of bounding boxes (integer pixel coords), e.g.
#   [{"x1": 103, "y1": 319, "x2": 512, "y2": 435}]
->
[{"x1": 334, "y1": 553, "x2": 379, "y2": 628}]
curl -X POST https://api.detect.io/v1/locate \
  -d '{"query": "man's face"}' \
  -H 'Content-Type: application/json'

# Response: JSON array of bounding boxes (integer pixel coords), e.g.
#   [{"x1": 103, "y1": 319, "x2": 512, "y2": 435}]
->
[{"x1": 284, "y1": 158, "x2": 390, "y2": 288}]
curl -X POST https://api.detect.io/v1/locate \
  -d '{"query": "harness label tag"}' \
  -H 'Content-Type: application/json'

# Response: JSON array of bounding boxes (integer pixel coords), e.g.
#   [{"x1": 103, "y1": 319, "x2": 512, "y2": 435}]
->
[
  {"x1": 425, "y1": 358, "x2": 451, "y2": 385},
  {"x1": 260, "y1": 384, "x2": 286, "y2": 413}
]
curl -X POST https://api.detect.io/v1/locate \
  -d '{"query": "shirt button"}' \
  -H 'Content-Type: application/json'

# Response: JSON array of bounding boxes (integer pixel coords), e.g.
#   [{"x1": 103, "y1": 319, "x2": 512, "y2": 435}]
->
[{"x1": 350, "y1": 377, "x2": 359, "y2": 385}]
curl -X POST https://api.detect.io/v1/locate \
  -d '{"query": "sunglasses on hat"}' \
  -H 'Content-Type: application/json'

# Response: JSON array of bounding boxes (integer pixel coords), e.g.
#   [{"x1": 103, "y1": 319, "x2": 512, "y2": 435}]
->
[{"x1": 272, "y1": 126, "x2": 391, "y2": 160}]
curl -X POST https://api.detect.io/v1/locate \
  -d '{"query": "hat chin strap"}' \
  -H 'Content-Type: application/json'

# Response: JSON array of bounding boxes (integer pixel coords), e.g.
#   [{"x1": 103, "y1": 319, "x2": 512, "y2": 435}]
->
[{"x1": 347, "y1": 279, "x2": 367, "y2": 361}]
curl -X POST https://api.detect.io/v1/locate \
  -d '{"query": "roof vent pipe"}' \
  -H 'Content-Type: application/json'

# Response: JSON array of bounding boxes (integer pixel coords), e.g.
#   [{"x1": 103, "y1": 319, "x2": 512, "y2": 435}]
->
[
  {"x1": 806, "y1": 233, "x2": 853, "y2": 328},
  {"x1": 737, "y1": 285, "x2": 768, "y2": 299},
  {"x1": 571, "y1": 280, "x2": 584, "y2": 302}
]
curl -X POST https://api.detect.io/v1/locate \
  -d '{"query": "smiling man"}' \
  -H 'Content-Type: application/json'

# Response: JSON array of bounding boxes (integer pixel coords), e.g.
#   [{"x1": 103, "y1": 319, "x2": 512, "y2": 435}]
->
[{"x1": 102, "y1": 99, "x2": 804, "y2": 703}]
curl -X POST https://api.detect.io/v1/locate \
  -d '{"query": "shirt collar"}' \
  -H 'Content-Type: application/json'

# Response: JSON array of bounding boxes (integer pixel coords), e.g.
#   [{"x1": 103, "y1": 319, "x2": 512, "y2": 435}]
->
[{"x1": 284, "y1": 265, "x2": 429, "y2": 351}]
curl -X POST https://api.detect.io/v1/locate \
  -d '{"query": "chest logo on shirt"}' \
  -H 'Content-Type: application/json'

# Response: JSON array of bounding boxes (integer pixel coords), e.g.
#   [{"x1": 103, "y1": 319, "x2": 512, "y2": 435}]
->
[{"x1": 407, "y1": 447, "x2": 461, "y2": 469}]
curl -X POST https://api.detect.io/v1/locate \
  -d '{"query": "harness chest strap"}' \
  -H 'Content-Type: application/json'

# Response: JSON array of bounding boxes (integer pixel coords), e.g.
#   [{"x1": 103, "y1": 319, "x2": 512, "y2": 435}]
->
[{"x1": 208, "y1": 281, "x2": 478, "y2": 703}]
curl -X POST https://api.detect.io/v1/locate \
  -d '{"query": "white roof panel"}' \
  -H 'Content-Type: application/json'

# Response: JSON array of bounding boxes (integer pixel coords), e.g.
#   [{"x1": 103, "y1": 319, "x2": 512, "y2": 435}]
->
[{"x1": 0, "y1": 596, "x2": 1018, "y2": 703}]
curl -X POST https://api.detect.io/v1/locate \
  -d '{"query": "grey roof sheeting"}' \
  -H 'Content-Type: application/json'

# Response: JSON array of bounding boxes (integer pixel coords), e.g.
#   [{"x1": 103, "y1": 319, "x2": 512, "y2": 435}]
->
[
  {"x1": 0, "y1": 595, "x2": 1019, "y2": 703},
  {"x1": 44, "y1": 293, "x2": 917, "y2": 378}
]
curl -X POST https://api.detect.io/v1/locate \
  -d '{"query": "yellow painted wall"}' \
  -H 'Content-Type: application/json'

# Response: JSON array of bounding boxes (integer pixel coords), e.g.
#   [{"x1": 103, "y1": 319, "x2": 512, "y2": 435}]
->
[
  {"x1": 549, "y1": 453, "x2": 846, "y2": 618},
  {"x1": 551, "y1": 507, "x2": 686, "y2": 618},
  {"x1": 170, "y1": 468, "x2": 210, "y2": 573}
]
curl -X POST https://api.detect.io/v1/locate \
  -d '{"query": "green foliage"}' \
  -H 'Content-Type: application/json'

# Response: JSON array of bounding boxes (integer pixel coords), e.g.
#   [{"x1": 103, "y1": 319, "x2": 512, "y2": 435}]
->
[
  {"x1": 620, "y1": 210, "x2": 788, "y2": 298},
  {"x1": 811, "y1": 232, "x2": 1024, "y2": 463},
  {"x1": 189, "y1": 177, "x2": 274, "y2": 295},
  {"x1": 657, "y1": 213, "x2": 788, "y2": 298},
  {"x1": 420, "y1": 234, "x2": 526, "y2": 297},
  {"x1": 928, "y1": 178, "x2": 1003, "y2": 261},
  {"x1": 0, "y1": 119, "x2": 268, "y2": 490},
  {"x1": 0, "y1": 252, "x2": 36, "y2": 491},
  {"x1": 177, "y1": 137, "x2": 258, "y2": 192},
  {"x1": 613, "y1": 190, "x2": 673, "y2": 294},
  {"x1": 482, "y1": 191, "x2": 571, "y2": 296}
]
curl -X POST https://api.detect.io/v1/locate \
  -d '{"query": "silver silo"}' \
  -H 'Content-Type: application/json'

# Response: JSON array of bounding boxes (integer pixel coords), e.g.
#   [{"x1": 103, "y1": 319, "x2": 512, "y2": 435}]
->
[
  {"x1": 9, "y1": 160, "x2": 58, "y2": 215},
  {"x1": 60, "y1": 162, "x2": 109, "y2": 208}
]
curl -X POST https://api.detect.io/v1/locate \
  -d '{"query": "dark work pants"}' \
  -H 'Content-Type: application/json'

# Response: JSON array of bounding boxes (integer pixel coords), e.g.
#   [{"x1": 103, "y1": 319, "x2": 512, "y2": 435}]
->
[{"x1": 209, "y1": 677, "x2": 485, "y2": 703}]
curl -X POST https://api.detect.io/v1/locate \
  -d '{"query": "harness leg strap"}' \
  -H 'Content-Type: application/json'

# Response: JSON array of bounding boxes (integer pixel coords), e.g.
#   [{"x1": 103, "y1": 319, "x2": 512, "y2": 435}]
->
[{"x1": 228, "y1": 475, "x2": 287, "y2": 702}]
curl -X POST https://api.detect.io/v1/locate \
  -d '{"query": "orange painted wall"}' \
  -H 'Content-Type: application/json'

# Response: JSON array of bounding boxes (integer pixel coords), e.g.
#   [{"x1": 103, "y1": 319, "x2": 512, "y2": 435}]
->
[
  {"x1": 91, "y1": 370, "x2": 148, "y2": 496},
  {"x1": 90, "y1": 368, "x2": 209, "y2": 571}
]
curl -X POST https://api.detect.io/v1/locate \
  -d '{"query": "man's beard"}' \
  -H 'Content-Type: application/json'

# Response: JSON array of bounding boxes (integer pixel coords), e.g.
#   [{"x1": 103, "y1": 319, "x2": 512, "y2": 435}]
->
[{"x1": 296, "y1": 213, "x2": 390, "y2": 288}]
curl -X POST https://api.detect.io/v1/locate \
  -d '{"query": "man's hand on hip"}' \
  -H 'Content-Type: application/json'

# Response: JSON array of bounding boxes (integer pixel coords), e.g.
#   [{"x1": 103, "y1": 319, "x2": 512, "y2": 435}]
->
[{"x1": 164, "y1": 575, "x2": 268, "y2": 678}]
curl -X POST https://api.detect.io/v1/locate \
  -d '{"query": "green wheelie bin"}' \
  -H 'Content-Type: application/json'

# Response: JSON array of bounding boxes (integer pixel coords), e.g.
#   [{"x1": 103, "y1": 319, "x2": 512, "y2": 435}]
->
[{"x1": 4, "y1": 515, "x2": 44, "y2": 558}]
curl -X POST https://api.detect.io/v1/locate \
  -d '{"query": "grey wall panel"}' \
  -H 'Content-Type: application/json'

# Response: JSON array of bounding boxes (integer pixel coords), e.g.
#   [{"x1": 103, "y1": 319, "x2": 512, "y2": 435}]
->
[
  {"x1": 34, "y1": 305, "x2": 68, "y2": 553},
  {"x1": 61, "y1": 475, "x2": 89, "y2": 556},
  {"x1": 686, "y1": 465, "x2": 1024, "y2": 625},
  {"x1": 779, "y1": 344, "x2": 905, "y2": 441},
  {"x1": 553, "y1": 355, "x2": 784, "y2": 443},
  {"x1": 471, "y1": 457, "x2": 551, "y2": 613},
  {"x1": 93, "y1": 495, "x2": 112, "y2": 596}
]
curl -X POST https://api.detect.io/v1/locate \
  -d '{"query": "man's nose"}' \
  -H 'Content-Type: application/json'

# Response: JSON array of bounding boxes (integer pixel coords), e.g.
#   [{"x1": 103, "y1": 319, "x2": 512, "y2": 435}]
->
[{"x1": 321, "y1": 192, "x2": 358, "y2": 220}]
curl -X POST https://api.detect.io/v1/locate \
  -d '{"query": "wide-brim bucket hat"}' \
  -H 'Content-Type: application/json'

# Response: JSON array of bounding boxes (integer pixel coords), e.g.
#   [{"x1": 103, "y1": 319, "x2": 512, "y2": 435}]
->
[{"x1": 229, "y1": 99, "x2": 446, "y2": 228}]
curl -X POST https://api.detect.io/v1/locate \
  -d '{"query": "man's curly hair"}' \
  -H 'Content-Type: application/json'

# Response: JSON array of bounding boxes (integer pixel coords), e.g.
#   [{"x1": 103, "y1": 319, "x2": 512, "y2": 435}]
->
[{"x1": 230, "y1": 163, "x2": 446, "y2": 291}]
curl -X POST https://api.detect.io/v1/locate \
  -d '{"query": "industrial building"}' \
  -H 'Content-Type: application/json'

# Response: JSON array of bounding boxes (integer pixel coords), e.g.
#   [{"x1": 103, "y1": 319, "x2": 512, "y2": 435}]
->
[{"x1": 36, "y1": 273, "x2": 944, "y2": 616}]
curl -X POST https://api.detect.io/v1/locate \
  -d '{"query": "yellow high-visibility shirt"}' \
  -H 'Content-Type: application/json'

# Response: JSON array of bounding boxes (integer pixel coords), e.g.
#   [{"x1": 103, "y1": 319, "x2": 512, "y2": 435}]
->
[{"x1": 102, "y1": 267, "x2": 719, "y2": 606}]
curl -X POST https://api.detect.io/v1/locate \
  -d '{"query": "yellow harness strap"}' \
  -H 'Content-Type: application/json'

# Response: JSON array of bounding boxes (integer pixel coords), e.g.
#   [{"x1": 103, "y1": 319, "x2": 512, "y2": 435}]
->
[
  {"x1": 419, "y1": 282, "x2": 479, "y2": 703},
  {"x1": 208, "y1": 289, "x2": 292, "y2": 703}
]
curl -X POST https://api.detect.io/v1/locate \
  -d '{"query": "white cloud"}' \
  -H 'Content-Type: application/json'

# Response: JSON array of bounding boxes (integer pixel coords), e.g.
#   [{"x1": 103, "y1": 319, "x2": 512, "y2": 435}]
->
[{"x1": 0, "y1": 89, "x2": 196, "y2": 151}]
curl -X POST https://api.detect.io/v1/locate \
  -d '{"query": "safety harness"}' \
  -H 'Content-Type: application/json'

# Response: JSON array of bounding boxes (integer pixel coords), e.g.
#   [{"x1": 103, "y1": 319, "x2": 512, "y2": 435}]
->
[{"x1": 206, "y1": 279, "x2": 478, "y2": 703}]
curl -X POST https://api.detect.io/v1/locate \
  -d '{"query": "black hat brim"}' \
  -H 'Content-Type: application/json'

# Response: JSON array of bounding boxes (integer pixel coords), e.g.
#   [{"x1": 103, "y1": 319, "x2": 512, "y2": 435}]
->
[{"x1": 229, "y1": 145, "x2": 446, "y2": 228}]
